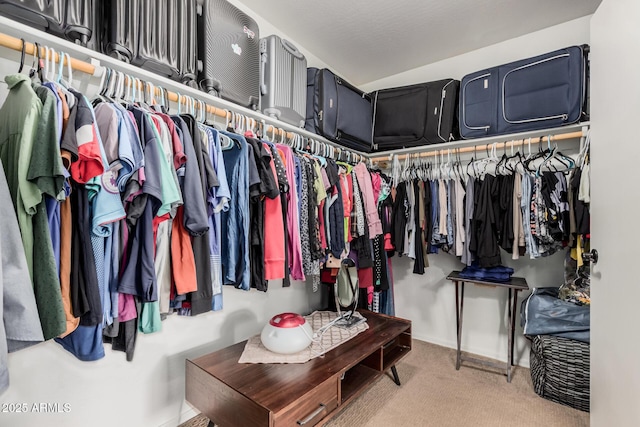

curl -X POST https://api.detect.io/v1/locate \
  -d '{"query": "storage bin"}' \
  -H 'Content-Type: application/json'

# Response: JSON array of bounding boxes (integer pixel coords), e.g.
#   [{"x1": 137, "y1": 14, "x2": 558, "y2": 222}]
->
[{"x1": 529, "y1": 334, "x2": 590, "y2": 412}]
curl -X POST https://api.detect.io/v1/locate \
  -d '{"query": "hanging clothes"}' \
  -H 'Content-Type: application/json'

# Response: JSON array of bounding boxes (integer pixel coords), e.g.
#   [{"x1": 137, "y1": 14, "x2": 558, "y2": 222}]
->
[
  {"x1": 0, "y1": 161, "x2": 44, "y2": 394},
  {"x1": 221, "y1": 131, "x2": 250, "y2": 290},
  {"x1": 0, "y1": 74, "x2": 67, "y2": 340},
  {"x1": 205, "y1": 127, "x2": 230, "y2": 311},
  {"x1": 277, "y1": 143, "x2": 305, "y2": 281}
]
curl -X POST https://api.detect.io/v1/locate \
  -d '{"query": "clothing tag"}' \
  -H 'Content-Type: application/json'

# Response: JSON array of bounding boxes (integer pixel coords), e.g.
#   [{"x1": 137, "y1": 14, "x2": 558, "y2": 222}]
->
[{"x1": 484, "y1": 79, "x2": 488, "y2": 89}]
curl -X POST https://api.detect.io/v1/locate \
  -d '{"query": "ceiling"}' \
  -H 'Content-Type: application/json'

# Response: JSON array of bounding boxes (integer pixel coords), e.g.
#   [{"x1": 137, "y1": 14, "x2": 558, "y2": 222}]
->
[{"x1": 240, "y1": 0, "x2": 601, "y2": 86}]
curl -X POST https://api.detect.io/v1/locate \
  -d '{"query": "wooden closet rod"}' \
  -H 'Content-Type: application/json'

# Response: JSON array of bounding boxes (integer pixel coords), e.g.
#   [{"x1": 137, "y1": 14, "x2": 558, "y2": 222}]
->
[
  {"x1": 0, "y1": 32, "x2": 96, "y2": 74},
  {"x1": 0, "y1": 31, "x2": 324, "y2": 149},
  {"x1": 370, "y1": 131, "x2": 584, "y2": 163}
]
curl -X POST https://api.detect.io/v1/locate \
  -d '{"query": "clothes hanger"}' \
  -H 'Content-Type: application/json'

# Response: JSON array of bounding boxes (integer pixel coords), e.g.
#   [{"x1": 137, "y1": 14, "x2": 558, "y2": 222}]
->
[
  {"x1": 28, "y1": 42, "x2": 43, "y2": 82},
  {"x1": 505, "y1": 140, "x2": 521, "y2": 173},
  {"x1": 524, "y1": 136, "x2": 548, "y2": 172},
  {"x1": 45, "y1": 46, "x2": 56, "y2": 83},
  {"x1": 92, "y1": 66, "x2": 111, "y2": 105},
  {"x1": 494, "y1": 141, "x2": 508, "y2": 175},
  {"x1": 313, "y1": 140, "x2": 327, "y2": 166},
  {"x1": 106, "y1": 70, "x2": 121, "y2": 101},
  {"x1": 40, "y1": 45, "x2": 49, "y2": 82},
  {"x1": 535, "y1": 135, "x2": 555, "y2": 175},
  {"x1": 17, "y1": 38, "x2": 26, "y2": 73},
  {"x1": 577, "y1": 129, "x2": 591, "y2": 168},
  {"x1": 199, "y1": 99, "x2": 208, "y2": 123}
]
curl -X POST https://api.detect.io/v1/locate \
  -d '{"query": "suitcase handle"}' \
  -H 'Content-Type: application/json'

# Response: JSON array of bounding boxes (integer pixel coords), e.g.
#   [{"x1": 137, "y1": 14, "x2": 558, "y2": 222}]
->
[
  {"x1": 260, "y1": 44, "x2": 267, "y2": 96},
  {"x1": 281, "y1": 38, "x2": 304, "y2": 60}
]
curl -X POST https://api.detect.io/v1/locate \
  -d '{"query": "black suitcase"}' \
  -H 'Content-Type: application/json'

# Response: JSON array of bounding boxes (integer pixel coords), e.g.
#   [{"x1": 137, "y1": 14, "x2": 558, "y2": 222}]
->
[
  {"x1": 459, "y1": 45, "x2": 589, "y2": 139},
  {"x1": 371, "y1": 79, "x2": 459, "y2": 150},
  {"x1": 197, "y1": 0, "x2": 260, "y2": 110},
  {"x1": 103, "y1": 0, "x2": 197, "y2": 85},
  {"x1": 305, "y1": 68, "x2": 373, "y2": 153},
  {"x1": 260, "y1": 35, "x2": 307, "y2": 127},
  {"x1": 0, "y1": 0, "x2": 95, "y2": 46}
]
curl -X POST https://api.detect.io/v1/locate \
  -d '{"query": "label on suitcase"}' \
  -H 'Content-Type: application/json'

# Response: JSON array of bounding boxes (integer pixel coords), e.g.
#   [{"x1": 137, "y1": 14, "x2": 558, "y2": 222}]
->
[
  {"x1": 197, "y1": 0, "x2": 260, "y2": 110},
  {"x1": 260, "y1": 35, "x2": 307, "y2": 127},
  {"x1": 307, "y1": 68, "x2": 373, "y2": 152},
  {"x1": 372, "y1": 79, "x2": 459, "y2": 150},
  {"x1": 460, "y1": 45, "x2": 589, "y2": 138},
  {"x1": 0, "y1": 0, "x2": 95, "y2": 46}
]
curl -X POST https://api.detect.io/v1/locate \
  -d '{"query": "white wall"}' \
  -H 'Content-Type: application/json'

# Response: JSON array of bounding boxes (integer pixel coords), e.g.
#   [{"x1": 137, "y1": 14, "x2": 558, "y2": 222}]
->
[
  {"x1": 360, "y1": 16, "x2": 591, "y2": 90},
  {"x1": 590, "y1": 0, "x2": 640, "y2": 425},
  {"x1": 361, "y1": 16, "x2": 591, "y2": 368},
  {"x1": 228, "y1": 0, "x2": 331, "y2": 70}
]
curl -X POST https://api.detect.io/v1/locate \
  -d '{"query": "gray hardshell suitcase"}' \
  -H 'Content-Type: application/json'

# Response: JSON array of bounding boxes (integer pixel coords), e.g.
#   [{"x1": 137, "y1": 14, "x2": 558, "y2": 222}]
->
[
  {"x1": 103, "y1": 0, "x2": 197, "y2": 85},
  {"x1": 197, "y1": 0, "x2": 260, "y2": 110},
  {"x1": 260, "y1": 35, "x2": 307, "y2": 127},
  {"x1": 0, "y1": 0, "x2": 95, "y2": 46}
]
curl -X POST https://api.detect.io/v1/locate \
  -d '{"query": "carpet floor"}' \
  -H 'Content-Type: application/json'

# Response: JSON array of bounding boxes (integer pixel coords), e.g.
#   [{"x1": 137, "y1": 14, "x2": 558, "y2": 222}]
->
[{"x1": 179, "y1": 340, "x2": 589, "y2": 427}]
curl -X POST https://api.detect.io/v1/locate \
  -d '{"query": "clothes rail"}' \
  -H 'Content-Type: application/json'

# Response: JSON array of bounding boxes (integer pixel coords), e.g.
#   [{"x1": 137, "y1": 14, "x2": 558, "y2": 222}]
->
[
  {"x1": 370, "y1": 124, "x2": 589, "y2": 163},
  {"x1": 0, "y1": 25, "x2": 369, "y2": 162},
  {"x1": 0, "y1": 32, "x2": 96, "y2": 75}
]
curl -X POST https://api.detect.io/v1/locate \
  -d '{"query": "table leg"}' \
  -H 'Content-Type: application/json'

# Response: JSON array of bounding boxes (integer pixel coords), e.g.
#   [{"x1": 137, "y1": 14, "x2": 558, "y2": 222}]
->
[
  {"x1": 511, "y1": 290, "x2": 519, "y2": 365},
  {"x1": 390, "y1": 365, "x2": 401, "y2": 386},
  {"x1": 507, "y1": 288, "x2": 512, "y2": 382},
  {"x1": 455, "y1": 281, "x2": 465, "y2": 370}
]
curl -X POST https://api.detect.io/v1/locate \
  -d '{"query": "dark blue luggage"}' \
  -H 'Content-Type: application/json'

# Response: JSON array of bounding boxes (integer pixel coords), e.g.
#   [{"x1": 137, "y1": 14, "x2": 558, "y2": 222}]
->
[
  {"x1": 305, "y1": 67, "x2": 373, "y2": 153},
  {"x1": 459, "y1": 45, "x2": 589, "y2": 139}
]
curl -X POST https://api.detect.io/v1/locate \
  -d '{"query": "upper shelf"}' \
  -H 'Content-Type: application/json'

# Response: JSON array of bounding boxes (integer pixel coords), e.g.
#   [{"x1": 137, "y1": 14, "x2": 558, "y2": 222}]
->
[
  {"x1": 0, "y1": 16, "x2": 371, "y2": 160},
  {"x1": 0, "y1": 16, "x2": 590, "y2": 163}
]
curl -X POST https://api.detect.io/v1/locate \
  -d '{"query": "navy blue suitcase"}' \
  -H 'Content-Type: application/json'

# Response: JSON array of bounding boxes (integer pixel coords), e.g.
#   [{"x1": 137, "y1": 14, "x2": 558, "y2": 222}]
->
[
  {"x1": 459, "y1": 45, "x2": 589, "y2": 139},
  {"x1": 305, "y1": 67, "x2": 373, "y2": 153}
]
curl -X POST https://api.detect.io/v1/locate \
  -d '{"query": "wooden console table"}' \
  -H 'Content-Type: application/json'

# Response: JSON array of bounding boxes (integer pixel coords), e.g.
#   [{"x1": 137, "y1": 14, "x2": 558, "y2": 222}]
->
[
  {"x1": 185, "y1": 310, "x2": 411, "y2": 427},
  {"x1": 446, "y1": 271, "x2": 529, "y2": 383}
]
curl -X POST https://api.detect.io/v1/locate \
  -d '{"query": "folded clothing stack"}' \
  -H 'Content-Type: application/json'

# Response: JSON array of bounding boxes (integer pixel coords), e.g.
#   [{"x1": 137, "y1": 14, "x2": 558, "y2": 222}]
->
[{"x1": 459, "y1": 262, "x2": 514, "y2": 282}]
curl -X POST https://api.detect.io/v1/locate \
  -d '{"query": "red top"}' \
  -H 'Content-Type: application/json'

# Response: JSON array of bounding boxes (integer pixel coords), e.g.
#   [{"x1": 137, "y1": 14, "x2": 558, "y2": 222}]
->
[{"x1": 269, "y1": 313, "x2": 305, "y2": 328}]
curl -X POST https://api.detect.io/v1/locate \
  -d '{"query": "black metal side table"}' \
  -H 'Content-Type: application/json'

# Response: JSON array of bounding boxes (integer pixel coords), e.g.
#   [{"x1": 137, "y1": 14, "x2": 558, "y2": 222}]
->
[{"x1": 446, "y1": 271, "x2": 529, "y2": 383}]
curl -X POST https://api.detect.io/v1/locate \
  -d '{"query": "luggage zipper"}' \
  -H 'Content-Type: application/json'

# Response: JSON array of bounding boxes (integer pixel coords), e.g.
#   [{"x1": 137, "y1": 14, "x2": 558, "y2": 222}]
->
[
  {"x1": 437, "y1": 80, "x2": 454, "y2": 142},
  {"x1": 501, "y1": 53, "x2": 571, "y2": 124},
  {"x1": 462, "y1": 73, "x2": 492, "y2": 132}
]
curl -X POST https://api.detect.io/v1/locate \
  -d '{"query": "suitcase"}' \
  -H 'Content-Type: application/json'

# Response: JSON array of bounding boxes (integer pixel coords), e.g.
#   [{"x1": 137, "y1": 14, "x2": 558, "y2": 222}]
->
[
  {"x1": 260, "y1": 35, "x2": 307, "y2": 127},
  {"x1": 371, "y1": 79, "x2": 459, "y2": 150},
  {"x1": 459, "y1": 45, "x2": 589, "y2": 139},
  {"x1": 103, "y1": 0, "x2": 197, "y2": 85},
  {"x1": 197, "y1": 0, "x2": 260, "y2": 110},
  {"x1": 305, "y1": 67, "x2": 318, "y2": 132},
  {"x1": 0, "y1": 0, "x2": 95, "y2": 46},
  {"x1": 305, "y1": 67, "x2": 373, "y2": 153}
]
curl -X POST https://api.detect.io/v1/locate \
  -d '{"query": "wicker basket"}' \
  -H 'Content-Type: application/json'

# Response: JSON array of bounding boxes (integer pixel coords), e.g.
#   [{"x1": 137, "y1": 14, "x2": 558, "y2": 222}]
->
[{"x1": 529, "y1": 335, "x2": 590, "y2": 412}]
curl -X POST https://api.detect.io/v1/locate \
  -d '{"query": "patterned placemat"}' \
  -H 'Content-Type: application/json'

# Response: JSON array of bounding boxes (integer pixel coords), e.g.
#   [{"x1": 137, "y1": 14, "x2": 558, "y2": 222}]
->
[{"x1": 238, "y1": 311, "x2": 369, "y2": 364}]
